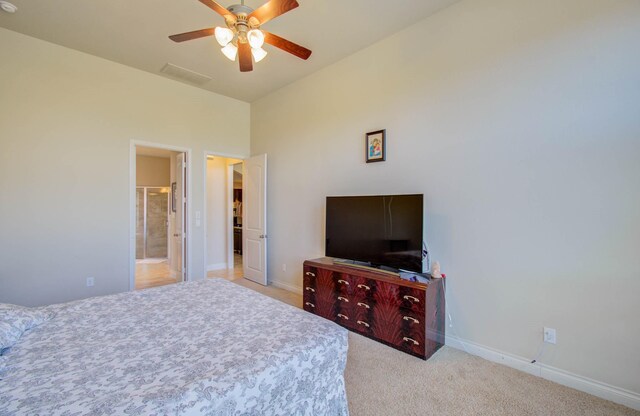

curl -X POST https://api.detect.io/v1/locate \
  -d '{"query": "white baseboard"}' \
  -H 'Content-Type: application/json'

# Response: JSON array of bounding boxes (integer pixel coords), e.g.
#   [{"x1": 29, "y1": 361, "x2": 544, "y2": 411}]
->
[
  {"x1": 270, "y1": 279, "x2": 302, "y2": 294},
  {"x1": 206, "y1": 262, "x2": 227, "y2": 271},
  {"x1": 445, "y1": 335, "x2": 640, "y2": 411}
]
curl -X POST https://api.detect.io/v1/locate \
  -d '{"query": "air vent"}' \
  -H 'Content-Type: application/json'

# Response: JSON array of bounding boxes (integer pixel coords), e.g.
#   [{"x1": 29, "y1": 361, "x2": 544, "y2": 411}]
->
[{"x1": 160, "y1": 63, "x2": 212, "y2": 85}]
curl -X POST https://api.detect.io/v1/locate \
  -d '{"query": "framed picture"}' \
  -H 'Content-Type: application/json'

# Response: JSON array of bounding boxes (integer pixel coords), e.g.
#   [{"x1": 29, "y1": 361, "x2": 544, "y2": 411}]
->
[
  {"x1": 366, "y1": 130, "x2": 386, "y2": 163},
  {"x1": 171, "y1": 182, "x2": 177, "y2": 213}
]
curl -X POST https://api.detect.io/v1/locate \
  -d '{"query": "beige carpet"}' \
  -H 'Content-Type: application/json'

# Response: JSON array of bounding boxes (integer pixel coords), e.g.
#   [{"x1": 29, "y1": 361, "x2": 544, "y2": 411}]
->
[
  {"x1": 345, "y1": 332, "x2": 638, "y2": 416},
  {"x1": 224, "y1": 278, "x2": 637, "y2": 415}
]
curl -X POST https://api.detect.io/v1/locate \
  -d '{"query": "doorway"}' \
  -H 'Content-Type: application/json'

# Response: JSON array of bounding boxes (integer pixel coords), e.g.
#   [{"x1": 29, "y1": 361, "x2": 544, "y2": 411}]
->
[
  {"x1": 205, "y1": 153, "x2": 268, "y2": 286},
  {"x1": 231, "y1": 162, "x2": 244, "y2": 275},
  {"x1": 131, "y1": 144, "x2": 189, "y2": 290},
  {"x1": 206, "y1": 155, "x2": 243, "y2": 281},
  {"x1": 136, "y1": 186, "x2": 172, "y2": 289},
  {"x1": 136, "y1": 187, "x2": 170, "y2": 259}
]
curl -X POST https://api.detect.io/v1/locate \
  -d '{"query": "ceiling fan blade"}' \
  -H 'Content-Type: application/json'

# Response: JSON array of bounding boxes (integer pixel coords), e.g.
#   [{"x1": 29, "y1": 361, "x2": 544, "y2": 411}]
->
[
  {"x1": 198, "y1": 0, "x2": 233, "y2": 17},
  {"x1": 238, "y1": 42, "x2": 253, "y2": 72},
  {"x1": 263, "y1": 31, "x2": 312, "y2": 60},
  {"x1": 169, "y1": 28, "x2": 215, "y2": 43},
  {"x1": 249, "y1": 0, "x2": 299, "y2": 26}
]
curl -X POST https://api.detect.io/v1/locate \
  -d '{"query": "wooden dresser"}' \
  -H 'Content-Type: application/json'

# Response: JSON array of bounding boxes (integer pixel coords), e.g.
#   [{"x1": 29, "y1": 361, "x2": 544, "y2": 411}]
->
[{"x1": 303, "y1": 257, "x2": 445, "y2": 360}]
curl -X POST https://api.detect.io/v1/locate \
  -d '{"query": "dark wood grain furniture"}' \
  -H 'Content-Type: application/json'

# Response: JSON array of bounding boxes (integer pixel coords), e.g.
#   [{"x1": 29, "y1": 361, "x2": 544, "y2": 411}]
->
[
  {"x1": 233, "y1": 227, "x2": 242, "y2": 254},
  {"x1": 303, "y1": 257, "x2": 445, "y2": 360}
]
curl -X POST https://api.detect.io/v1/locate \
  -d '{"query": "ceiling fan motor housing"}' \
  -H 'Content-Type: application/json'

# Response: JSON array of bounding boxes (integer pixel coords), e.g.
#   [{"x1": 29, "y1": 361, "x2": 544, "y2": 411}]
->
[
  {"x1": 226, "y1": 4, "x2": 260, "y2": 44},
  {"x1": 227, "y1": 4, "x2": 253, "y2": 16}
]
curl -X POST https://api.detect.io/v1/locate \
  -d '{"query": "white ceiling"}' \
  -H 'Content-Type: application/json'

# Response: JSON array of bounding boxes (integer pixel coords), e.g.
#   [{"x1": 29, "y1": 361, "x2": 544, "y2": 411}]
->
[{"x1": 0, "y1": 0, "x2": 460, "y2": 102}]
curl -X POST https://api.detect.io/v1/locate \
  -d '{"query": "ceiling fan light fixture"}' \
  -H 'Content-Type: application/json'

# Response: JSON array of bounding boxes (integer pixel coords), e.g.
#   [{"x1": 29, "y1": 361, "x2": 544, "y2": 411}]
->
[
  {"x1": 251, "y1": 47, "x2": 268, "y2": 63},
  {"x1": 214, "y1": 27, "x2": 234, "y2": 46},
  {"x1": 169, "y1": 0, "x2": 312, "y2": 73},
  {"x1": 221, "y1": 43, "x2": 238, "y2": 61},
  {"x1": 247, "y1": 29, "x2": 265, "y2": 49}
]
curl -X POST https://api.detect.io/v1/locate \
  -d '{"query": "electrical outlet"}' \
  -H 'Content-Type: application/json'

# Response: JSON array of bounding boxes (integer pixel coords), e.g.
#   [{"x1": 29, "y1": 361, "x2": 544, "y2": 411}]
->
[
  {"x1": 543, "y1": 327, "x2": 556, "y2": 344},
  {"x1": 86, "y1": 277, "x2": 95, "y2": 287},
  {"x1": 282, "y1": 264, "x2": 287, "y2": 272}
]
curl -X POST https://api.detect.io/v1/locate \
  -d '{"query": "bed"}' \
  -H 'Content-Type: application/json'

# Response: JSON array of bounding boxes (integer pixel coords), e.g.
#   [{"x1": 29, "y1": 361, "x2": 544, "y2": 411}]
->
[{"x1": 0, "y1": 278, "x2": 349, "y2": 415}]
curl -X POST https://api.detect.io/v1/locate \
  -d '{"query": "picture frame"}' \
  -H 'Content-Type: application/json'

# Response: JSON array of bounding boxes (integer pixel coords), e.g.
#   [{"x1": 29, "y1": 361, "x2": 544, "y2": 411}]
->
[
  {"x1": 171, "y1": 182, "x2": 177, "y2": 213},
  {"x1": 365, "y1": 129, "x2": 386, "y2": 163}
]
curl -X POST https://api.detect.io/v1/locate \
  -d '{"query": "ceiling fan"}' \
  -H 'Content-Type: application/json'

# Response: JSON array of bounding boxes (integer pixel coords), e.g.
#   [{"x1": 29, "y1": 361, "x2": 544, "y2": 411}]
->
[{"x1": 169, "y1": 0, "x2": 312, "y2": 72}]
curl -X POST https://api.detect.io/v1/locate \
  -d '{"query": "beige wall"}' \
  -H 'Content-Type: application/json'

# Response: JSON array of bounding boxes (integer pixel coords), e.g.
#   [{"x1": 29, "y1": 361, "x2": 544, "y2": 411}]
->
[
  {"x1": 0, "y1": 27, "x2": 250, "y2": 307},
  {"x1": 136, "y1": 155, "x2": 170, "y2": 187},
  {"x1": 251, "y1": 0, "x2": 640, "y2": 396}
]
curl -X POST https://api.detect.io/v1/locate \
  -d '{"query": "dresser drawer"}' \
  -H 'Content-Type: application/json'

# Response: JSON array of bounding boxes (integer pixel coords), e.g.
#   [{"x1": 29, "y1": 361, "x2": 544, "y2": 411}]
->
[
  {"x1": 398, "y1": 308, "x2": 426, "y2": 353},
  {"x1": 333, "y1": 273, "x2": 353, "y2": 296},
  {"x1": 349, "y1": 295, "x2": 425, "y2": 314},
  {"x1": 311, "y1": 290, "x2": 352, "y2": 328},
  {"x1": 303, "y1": 265, "x2": 318, "y2": 281},
  {"x1": 303, "y1": 273, "x2": 318, "y2": 299},
  {"x1": 303, "y1": 298, "x2": 317, "y2": 314},
  {"x1": 350, "y1": 275, "x2": 374, "y2": 299},
  {"x1": 372, "y1": 280, "x2": 425, "y2": 314},
  {"x1": 302, "y1": 266, "x2": 318, "y2": 313},
  {"x1": 397, "y1": 331, "x2": 426, "y2": 358},
  {"x1": 350, "y1": 277, "x2": 425, "y2": 314},
  {"x1": 303, "y1": 264, "x2": 317, "y2": 284},
  {"x1": 353, "y1": 319, "x2": 375, "y2": 337},
  {"x1": 398, "y1": 305, "x2": 427, "y2": 357},
  {"x1": 369, "y1": 307, "x2": 426, "y2": 358}
]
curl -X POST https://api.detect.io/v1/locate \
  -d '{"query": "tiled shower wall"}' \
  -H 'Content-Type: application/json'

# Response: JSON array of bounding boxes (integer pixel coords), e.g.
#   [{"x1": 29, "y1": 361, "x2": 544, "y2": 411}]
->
[{"x1": 136, "y1": 188, "x2": 169, "y2": 259}]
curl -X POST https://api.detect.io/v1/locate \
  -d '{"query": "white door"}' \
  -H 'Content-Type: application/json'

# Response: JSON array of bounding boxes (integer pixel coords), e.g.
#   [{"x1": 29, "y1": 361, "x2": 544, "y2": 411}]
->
[
  {"x1": 243, "y1": 154, "x2": 267, "y2": 285},
  {"x1": 173, "y1": 153, "x2": 186, "y2": 281}
]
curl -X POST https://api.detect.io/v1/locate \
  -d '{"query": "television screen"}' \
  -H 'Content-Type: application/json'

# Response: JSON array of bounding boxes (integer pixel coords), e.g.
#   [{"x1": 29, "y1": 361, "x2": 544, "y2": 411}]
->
[{"x1": 325, "y1": 194, "x2": 423, "y2": 272}]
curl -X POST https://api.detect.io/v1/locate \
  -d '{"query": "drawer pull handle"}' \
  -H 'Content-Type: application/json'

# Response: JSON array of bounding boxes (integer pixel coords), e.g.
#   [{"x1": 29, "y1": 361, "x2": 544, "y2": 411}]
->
[
  {"x1": 403, "y1": 316, "x2": 420, "y2": 324},
  {"x1": 357, "y1": 320, "x2": 370, "y2": 328},
  {"x1": 305, "y1": 272, "x2": 316, "y2": 277},
  {"x1": 403, "y1": 295, "x2": 420, "y2": 303},
  {"x1": 357, "y1": 302, "x2": 370, "y2": 309},
  {"x1": 305, "y1": 302, "x2": 315, "y2": 308},
  {"x1": 338, "y1": 314, "x2": 349, "y2": 320},
  {"x1": 338, "y1": 296, "x2": 349, "y2": 302},
  {"x1": 403, "y1": 337, "x2": 420, "y2": 346},
  {"x1": 357, "y1": 284, "x2": 370, "y2": 291},
  {"x1": 305, "y1": 287, "x2": 315, "y2": 292},
  {"x1": 338, "y1": 279, "x2": 350, "y2": 285}
]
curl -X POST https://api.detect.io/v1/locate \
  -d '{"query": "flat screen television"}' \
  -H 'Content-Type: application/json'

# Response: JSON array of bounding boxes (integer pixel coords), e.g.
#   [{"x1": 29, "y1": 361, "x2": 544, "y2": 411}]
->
[{"x1": 325, "y1": 194, "x2": 423, "y2": 273}]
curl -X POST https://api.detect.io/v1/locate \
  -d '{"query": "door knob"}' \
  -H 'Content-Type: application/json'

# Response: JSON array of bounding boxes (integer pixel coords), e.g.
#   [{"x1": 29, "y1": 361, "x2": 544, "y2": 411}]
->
[{"x1": 259, "y1": 234, "x2": 268, "y2": 239}]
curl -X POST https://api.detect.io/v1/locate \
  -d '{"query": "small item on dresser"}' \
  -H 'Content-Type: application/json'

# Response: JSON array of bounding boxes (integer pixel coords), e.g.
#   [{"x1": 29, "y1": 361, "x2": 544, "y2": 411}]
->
[
  {"x1": 431, "y1": 261, "x2": 443, "y2": 278},
  {"x1": 399, "y1": 272, "x2": 430, "y2": 283}
]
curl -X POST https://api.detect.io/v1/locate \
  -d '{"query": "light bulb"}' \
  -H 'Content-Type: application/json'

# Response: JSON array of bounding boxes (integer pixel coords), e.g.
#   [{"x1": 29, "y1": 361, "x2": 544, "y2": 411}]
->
[
  {"x1": 247, "y1": 29, "x2": 265, "y2": 49},
  {"x1": 251, "y1": 47, "x2": 268, "y2": 63},
  {"x1": 214, "y1": 27, "x2": 234, "y2": 47},
  {"x1": 221, "y1": 43, "x2": 238, "y2": 61}
]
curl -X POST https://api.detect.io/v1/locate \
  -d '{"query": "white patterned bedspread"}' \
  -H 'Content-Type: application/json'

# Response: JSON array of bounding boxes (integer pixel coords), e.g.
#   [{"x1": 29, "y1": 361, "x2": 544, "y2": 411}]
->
[{"x1": 0, "y1": 279, "x2": 349, "y2": 415}]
